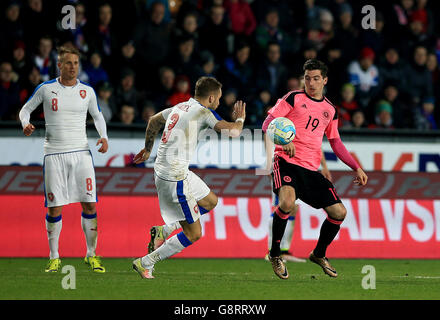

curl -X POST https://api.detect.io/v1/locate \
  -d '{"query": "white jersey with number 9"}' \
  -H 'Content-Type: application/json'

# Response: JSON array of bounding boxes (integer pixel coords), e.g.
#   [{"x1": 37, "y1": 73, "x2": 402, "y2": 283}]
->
[{"x1": 154, "y1": 98, "x2": 222, "y2": 181}]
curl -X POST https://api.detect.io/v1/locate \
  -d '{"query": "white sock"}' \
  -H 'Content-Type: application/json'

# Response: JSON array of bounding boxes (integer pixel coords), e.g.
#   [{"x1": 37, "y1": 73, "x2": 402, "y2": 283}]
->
[
  {"x1": 267, "y1": 214, "x2": 273, "y2": 250},
  {"x1": 280, "y1": 217, "x2": 295, "y2": 251},
  {"x1": 141, "y1": 232, "x2": 191, "y2": 267},
  {"x1": 46, "y1": 214, "x2": 62, "y2": 259},
  {"x1": 81, "y1": 212, "x2": 98, "y2": 257},
  {"x1": 162, "y1": 222, "x2": 181, "y2": 238}
]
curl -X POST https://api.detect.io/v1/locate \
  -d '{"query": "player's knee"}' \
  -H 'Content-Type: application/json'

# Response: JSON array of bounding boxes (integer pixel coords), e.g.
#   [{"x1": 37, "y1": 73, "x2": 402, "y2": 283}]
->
[
  {"x1": 332, "y1": 205, "x2": 347, "y2": 221},
  {"x1": 187, "y1": 230, "x2": 202, "y2": 243},
  {"x1": 202, "y1": 193, "x2": 218, "y2": 211},
  {"x1": 339, "y1": 207, "x2": 347, "y2": 220},
  {"x1": 279, "y1": 198, "x2": 296, "y2": 214},
  {"x1": 48, "y1": 207, "x2": 62, "y2": 217},
  {"x1": 81, "y1": 202, "x2": 96, "y2": 214},
  {"x1": 193, "y1": 232, "x2": 202, "y2": 243},
  {"x1": 208, "y1": 194, "x2": 218, "y2": 210},
  {"x1": 209, "y1": 195, "x2": 218, "y2": 210},
  {"x1": 326, "y1": 202, "x2": 347, "y2": 221}
]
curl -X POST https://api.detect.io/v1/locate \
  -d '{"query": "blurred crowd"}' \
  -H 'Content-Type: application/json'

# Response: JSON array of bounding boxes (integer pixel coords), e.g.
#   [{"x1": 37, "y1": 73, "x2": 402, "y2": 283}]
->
[{"x1": 1, "y1": 0, "x2": 440, "y2": 130}]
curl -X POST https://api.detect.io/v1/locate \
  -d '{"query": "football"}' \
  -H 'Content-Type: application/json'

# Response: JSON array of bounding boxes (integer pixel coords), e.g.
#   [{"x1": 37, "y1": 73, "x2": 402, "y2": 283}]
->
[{"x1": 267, "y1": 117, "x2": 296, "y2": 145}]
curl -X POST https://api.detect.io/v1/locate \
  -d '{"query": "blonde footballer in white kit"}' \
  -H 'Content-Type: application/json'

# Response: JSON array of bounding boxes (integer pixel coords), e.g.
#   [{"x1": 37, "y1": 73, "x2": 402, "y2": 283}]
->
[
  {"x1": 19, "y1": 46, "x2": 108, "y2": 273},
  {"x1": 132, "y1": 77, "x2": 246, "y2": 279}
]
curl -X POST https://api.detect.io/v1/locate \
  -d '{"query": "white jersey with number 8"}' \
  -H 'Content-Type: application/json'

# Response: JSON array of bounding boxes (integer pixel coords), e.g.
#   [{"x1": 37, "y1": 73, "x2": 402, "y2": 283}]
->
[
  {"x1": 19, "y1": 78, "x2": 107, "y2": 155},
  {"x1": 19, "y1": 77, "x2": 107, "y2": 207}
]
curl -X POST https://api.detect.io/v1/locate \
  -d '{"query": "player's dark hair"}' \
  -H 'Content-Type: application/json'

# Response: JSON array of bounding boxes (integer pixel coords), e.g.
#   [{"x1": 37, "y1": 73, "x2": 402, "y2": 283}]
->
[
  {"x1": 194, "y1": 76, "x2": 222, "y2": 98},
  {"x1": 303, "y1": 59, "x2": 328, "y2": 78}
]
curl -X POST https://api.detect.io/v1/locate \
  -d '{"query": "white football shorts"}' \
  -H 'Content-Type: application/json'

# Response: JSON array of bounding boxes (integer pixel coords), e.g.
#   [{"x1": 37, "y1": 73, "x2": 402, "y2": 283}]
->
[
  {"x1": 154, "y1": 170, "x2": 210, "y2": 225},
  {"x1": 43, "y1": 150, "x2": 96, "y2": 207}
]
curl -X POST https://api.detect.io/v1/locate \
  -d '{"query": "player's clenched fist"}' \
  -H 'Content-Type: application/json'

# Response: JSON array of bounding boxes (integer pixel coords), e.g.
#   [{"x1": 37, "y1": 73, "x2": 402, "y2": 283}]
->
[
  {"x1": 96, "y1": 138, "x2": 108, "y2": 153},
  {"x1": 282, "y1": 142, "x2": 295, "y2": 158},
  {"x1": 133, "y1": 148, "x2": 151, "y2": 164},
  {"x1": 354, "y1": 168, "x2": 368, "y2": 186},
  {"x1": 23, "y1": 123, "x2": 35, "y2": 136}
]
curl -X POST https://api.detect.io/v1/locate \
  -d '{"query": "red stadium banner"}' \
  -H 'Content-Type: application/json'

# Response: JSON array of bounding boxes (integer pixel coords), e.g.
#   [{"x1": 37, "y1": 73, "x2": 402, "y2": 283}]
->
[
  {"x1": 1, "y1": 166, "x2": 440, "y2": 199},
  {"x1": 0, "y1": 167, "x2": 439, "y2": 258}
]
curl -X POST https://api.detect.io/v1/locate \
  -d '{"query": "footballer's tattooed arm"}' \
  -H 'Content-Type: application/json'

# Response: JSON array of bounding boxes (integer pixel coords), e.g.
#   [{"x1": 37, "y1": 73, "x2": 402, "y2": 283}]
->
[
  {"x1": 144, "y1": 112, "x2": 167, "y2": 152},
  {"x1": 133, "y1": 109, "x2": 169, "y2": 164}
]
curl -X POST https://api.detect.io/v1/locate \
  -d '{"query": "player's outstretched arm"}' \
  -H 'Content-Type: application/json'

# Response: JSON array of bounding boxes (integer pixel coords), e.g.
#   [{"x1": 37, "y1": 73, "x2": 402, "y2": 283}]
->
[
  {"x1": 328, "y1": 137, "x2": 368, "y2": 186},
  {"x1": 133, "y1": 110, "x2": 168, "y2": 164},
  {"x1": 213, "y1": 100, "x2": 246, "y2": 137}
]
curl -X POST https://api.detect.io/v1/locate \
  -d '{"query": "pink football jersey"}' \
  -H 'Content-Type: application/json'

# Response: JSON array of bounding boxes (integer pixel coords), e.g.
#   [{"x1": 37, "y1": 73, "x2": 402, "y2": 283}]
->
[{"x1": 268, "y1": 90, "x2": 339, "y2": 171}]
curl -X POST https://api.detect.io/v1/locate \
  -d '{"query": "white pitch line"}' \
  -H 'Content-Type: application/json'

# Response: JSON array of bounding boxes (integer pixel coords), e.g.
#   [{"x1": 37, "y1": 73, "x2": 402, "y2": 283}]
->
[
  {"x1": 113, "y1": 270, "x2": 254, "y2": 275},
  {"x1": 392, "y1": 276, "x2": 440, "y2": 279}
]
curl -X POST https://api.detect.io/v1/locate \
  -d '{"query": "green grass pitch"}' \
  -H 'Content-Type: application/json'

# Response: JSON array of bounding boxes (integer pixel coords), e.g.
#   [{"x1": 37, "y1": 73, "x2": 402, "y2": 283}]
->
[{"x1": 1, "y1": 258, "x2": 439, "y2": 300}]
